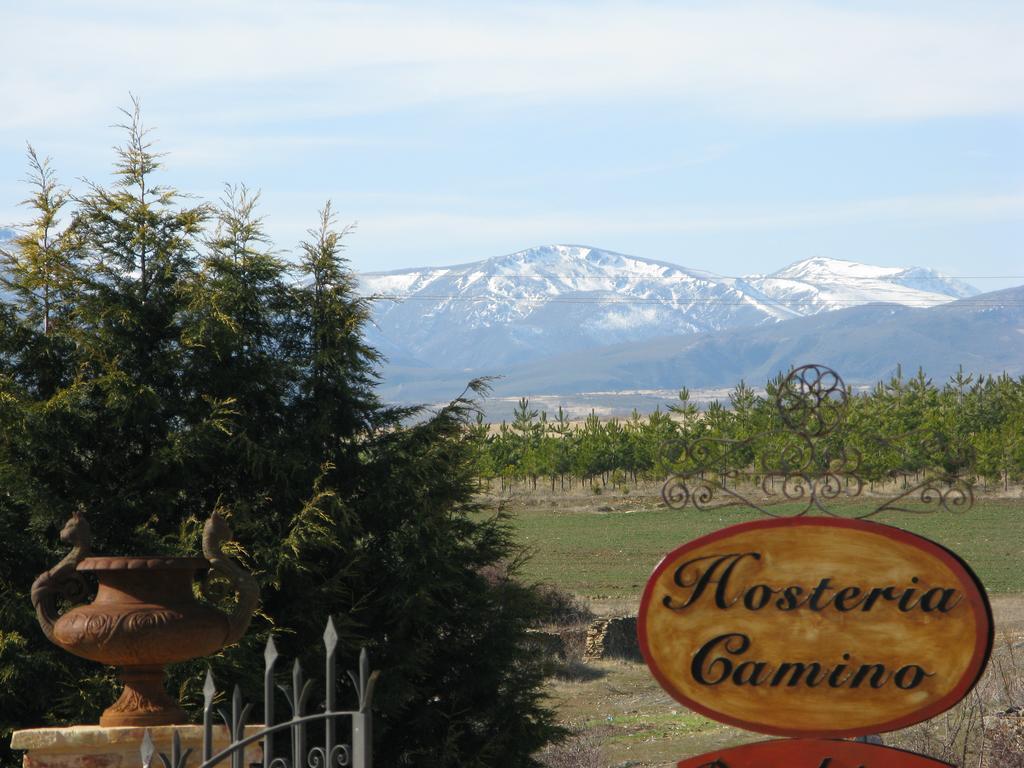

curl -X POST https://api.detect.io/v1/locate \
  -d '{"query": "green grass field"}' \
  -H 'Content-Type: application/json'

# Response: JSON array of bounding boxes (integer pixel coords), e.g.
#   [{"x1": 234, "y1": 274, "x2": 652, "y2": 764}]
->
[{"x1": 502, "y1": 496, "x2": 1024, "y2": 599}]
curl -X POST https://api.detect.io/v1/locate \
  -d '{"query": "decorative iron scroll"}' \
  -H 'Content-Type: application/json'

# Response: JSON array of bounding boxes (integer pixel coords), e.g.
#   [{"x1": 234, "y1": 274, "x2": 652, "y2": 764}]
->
[
  {"x1": 661, "y1": 364, "x2": 974, "y2": 519},
  {"x1": 142, "y1": 617, "x2": 379, "y2": 768}
]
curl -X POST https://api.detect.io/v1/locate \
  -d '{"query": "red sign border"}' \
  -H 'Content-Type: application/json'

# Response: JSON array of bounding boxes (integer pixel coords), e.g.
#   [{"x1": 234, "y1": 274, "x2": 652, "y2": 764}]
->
[
  {"x1": 638, "y1": 516, "x2": 994, "y2": 739},
  {"x1": 675, "y1": 738, "x2": 955, "y2": 767}
]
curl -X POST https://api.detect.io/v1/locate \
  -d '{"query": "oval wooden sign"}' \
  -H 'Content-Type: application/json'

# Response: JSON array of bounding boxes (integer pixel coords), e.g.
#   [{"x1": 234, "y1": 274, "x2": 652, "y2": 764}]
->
[
  {"x1": 639, "y1": 517, "x2": 992, "y2": 738},
  {"x1": 676, "y1": 739, "x2": 954, "y2": 767}
]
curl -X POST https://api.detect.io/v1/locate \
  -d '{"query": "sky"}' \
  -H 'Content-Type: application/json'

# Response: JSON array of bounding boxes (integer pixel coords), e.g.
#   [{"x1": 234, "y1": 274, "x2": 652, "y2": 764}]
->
[{"x1": 1, "y1": 0, "x2": 1022, "y2": 290}]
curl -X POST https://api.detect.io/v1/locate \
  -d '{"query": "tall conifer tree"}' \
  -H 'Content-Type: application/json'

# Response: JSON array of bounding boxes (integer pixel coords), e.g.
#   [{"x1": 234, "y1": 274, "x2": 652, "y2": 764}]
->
[{"x1": 0, "y1": 104, "x2": 558, "y2": 767}]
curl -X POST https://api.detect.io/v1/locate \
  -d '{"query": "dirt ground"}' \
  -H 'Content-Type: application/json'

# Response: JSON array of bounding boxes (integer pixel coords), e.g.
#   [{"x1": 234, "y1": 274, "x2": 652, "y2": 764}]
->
[{"x1": 992, "y1": 593, "x2": 1024, "y2": 632}]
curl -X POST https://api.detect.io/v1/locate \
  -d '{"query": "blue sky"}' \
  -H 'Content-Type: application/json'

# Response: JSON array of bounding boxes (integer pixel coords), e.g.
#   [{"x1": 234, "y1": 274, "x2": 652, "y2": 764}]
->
[{"x1": 1, "y1": 0, "x2": 1022, "y2": 289}]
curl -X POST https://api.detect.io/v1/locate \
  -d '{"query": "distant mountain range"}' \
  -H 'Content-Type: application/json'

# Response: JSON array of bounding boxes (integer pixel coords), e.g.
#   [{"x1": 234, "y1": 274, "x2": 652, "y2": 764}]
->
[
  {"x1": 359, "y1": 244, "x2": 1010, "y2": 408},
  {"x1": 359, "y1": 245, "x2": 977, "y2": 370},
  {"x1": 2, "y1": 233, "x2": 1016, "y2": 413},
  {"x1": 378, "y1": 285, "x2": 1024, "y2": 410}
]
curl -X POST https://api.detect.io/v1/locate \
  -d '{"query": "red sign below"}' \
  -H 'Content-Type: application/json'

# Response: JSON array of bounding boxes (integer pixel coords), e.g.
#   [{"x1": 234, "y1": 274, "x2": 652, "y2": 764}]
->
[{"x1": 676, "y1": 739, "x2": 954, "y2": 767}]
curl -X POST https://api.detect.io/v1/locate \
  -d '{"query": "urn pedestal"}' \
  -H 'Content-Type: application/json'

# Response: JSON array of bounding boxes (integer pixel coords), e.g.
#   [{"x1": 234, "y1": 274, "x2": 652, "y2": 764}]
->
[{"x1": 10, "y1": 725, "x2": 264, "y2": 768}]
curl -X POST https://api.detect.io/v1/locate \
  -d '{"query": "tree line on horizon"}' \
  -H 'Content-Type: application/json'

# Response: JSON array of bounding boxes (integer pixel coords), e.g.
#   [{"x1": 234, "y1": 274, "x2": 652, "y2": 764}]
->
[{"x1": 472, "y1": 367, "x2": 1024, "y2": 494}]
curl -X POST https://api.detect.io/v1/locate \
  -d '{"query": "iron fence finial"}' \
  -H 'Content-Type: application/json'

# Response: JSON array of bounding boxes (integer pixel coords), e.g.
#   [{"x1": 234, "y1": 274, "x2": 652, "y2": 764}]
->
[
  {"x1": 141, "y1": 729, "x2": 154, "y2": 768},
  {"x1": 324, "y1": 617, "x2": 338, "y2": 655}
]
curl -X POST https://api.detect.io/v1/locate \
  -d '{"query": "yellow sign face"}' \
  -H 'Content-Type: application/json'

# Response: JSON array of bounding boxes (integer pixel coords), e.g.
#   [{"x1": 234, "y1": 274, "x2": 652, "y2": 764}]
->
[{"x1": 638, "y1": 517, "x2": 992, "y2": 738}]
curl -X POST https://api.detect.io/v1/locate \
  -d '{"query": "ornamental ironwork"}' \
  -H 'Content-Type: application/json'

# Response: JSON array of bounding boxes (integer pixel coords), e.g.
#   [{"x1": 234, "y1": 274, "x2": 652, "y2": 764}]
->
[
  {"x1": 141, "y1": 617, "x2": 379, "y2": 768},
  {"x1": 661, "y1": 364, "x2": 974, "y2": 519}
]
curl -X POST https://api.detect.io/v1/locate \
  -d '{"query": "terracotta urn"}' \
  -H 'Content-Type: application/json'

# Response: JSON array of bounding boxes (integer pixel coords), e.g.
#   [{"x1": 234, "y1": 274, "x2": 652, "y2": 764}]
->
[{"x1": 31, "y1": 511, "x2": 258, "y2": 727}]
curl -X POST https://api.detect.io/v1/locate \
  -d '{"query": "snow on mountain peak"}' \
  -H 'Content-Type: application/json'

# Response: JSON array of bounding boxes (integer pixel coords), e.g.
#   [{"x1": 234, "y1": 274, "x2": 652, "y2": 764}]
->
[
  {"x1": 773, "y1": 256, "x2": 903, "y2": 281},
  {"x1": 770, "y1": 256, "x2": 975, "y2": 293},
  {"x1": 744, "y1": 256, "x2": 978, "y2": 315}
]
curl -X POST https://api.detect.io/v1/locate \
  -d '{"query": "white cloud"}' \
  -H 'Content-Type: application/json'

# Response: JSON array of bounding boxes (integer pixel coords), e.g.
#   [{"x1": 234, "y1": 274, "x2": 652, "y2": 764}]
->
[{"x1": 2, "y1": 1, "x2": 1023, "y2": 132}]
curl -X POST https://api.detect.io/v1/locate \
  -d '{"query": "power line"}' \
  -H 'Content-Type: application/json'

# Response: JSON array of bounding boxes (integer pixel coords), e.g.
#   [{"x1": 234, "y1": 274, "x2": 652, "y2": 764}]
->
[
  {"x1": 369, "y1": 282, "x2": 993, "y2": 302},
  {"x1": 363, "y1": 272, "x2": 1023, "y2": 281},
  {"x1": 369, "y1": 294, "x2": 1023, "y2": 307}
]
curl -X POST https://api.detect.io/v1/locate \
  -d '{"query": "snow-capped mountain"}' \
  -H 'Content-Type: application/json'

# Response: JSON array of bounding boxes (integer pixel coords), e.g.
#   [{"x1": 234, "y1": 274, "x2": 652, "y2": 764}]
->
[
  {"x1": 747, "y1": 256, "x2": 978, "y2": 316},
  {"x1": 360, "y1": 244, "x2": 803, "y2": 368},
  {"x1": 359, "y1": 245, "x2": 976, "y2": 371}
]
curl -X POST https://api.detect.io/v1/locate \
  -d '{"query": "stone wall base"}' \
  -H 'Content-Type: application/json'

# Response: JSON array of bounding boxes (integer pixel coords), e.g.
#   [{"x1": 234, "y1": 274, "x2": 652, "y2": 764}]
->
[{"x1": 11, "y1": 725, "x2": 263, "y2": 768}]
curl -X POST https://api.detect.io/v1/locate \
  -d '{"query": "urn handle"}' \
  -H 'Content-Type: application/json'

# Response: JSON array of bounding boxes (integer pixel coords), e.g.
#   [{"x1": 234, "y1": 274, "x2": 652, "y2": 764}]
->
[
  {"x1": 31, "y1": 509, "x2": 92, "y2": 644},
  {"x1": 202, "y1": 511, "x2": 259, "y2": 645}
]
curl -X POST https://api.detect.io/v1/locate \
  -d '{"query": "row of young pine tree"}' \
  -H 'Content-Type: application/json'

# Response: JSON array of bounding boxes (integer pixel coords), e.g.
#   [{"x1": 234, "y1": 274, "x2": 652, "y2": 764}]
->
[{"x1": 472, "y1": 368, "x2": 1024, "y2": 493}]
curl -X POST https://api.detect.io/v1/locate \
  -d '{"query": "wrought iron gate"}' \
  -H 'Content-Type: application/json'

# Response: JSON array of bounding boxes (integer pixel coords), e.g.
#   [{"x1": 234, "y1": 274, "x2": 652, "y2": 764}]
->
[{"x1": 142, "y1": 618, "x2": 378, "y2": 768}]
